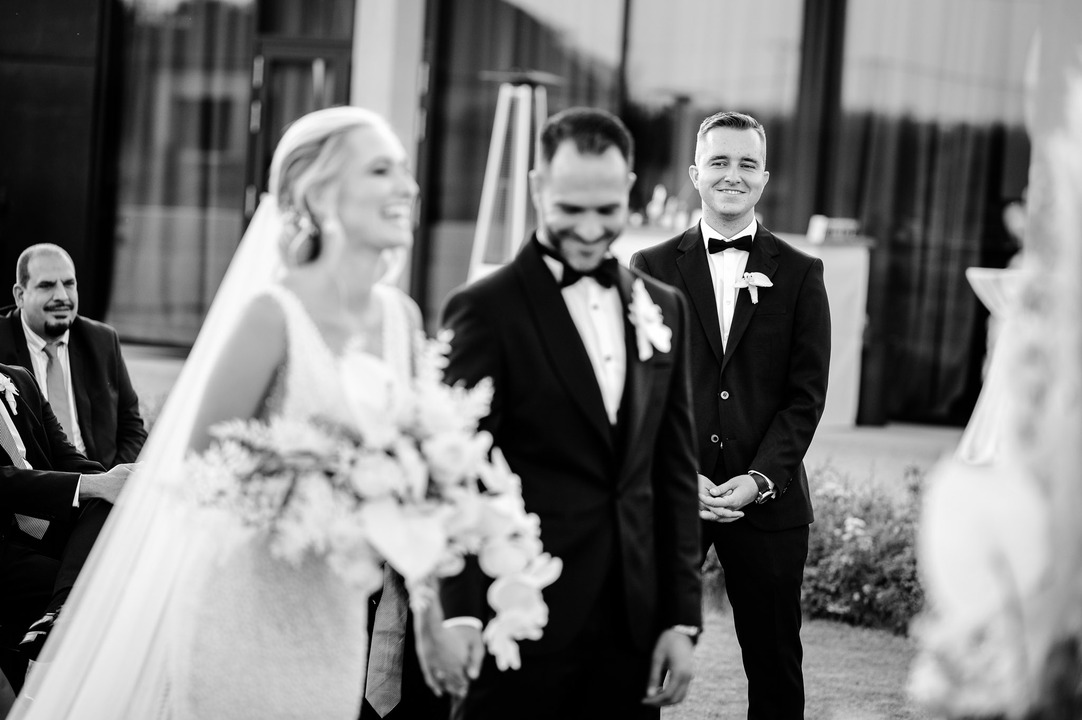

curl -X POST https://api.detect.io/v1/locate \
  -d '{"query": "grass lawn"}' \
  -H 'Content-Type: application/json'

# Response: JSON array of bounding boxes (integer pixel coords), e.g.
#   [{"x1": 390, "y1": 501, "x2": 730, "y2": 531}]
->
[{"x1": 664, "y1": 609, "x2": 937, "y2": 720}]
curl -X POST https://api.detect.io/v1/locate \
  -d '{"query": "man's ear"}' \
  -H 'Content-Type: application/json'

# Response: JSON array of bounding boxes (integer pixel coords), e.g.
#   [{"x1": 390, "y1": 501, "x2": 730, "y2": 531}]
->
[
  {"x1": 688, "y1": 164, "x2": 699, "y2": 187},
  {"x1": 529, "y1": 168, "x2": 550, "y2": 215},
  {"x1": 625, "y1": 171, "x2": 637, "y2": 191},
  {"x1": 12, "y1": 284, "x2": 24, "y2": 308},
  {"x1": 528, "y1": 168, "x2": 542, "y2": 201}
]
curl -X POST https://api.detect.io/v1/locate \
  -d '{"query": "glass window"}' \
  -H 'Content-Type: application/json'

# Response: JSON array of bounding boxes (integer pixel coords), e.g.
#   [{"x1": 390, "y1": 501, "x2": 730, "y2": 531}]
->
[
  {"x1": 260, "y1": 0, "x2": 353, "y2": 39},
  {"x1": 107, "y1": 0, "x2": 256, "y2": 344},
  {"x1": 622, "y1": 0, "x2": 805, "y2": 231},
  {"x1": 106, "y1": 0, "x2": 353, "y2": 345},
  {"x1": 422, "y1": 0, "x2": 626, "y2": 320}
]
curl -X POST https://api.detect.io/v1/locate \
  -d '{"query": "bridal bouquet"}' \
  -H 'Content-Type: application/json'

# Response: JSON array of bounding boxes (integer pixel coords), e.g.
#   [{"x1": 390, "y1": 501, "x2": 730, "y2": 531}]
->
[{"x1": 184, "y1": 331, "x2": 561, "y2": 669}]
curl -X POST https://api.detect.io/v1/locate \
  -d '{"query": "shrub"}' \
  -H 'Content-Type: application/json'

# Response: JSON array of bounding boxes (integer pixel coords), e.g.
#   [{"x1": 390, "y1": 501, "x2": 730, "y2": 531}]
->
[{"x1": 802, "y1": 464, "x2": 924, "y2": 635}]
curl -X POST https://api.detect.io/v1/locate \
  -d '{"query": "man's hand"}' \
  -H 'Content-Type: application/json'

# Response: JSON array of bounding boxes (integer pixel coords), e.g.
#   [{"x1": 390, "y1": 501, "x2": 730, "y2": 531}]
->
[
  {"x1": 78, "y1": 463, "x2": 138, "y2": 504},
  {"x1": 697, "y1": 473, "x2": 745, "y2": 523},
  {"x1": 642, "y1": 629, "x2": 695, "y2": 707},
  {"x1": 415, "y1": 607, "x2": 484, "y2": 699}
]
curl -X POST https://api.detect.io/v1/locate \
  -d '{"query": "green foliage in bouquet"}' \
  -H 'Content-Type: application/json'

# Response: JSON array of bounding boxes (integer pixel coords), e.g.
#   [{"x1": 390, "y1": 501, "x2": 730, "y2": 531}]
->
[{"x1": 802, "y1": 465, "x2": 924, "y2": 635}]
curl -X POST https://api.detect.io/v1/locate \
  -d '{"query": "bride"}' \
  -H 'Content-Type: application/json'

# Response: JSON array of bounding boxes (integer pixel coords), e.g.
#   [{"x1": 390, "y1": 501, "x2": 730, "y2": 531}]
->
[{"x1": 11, "y1": 106, "x2": 429, "y2": 719}]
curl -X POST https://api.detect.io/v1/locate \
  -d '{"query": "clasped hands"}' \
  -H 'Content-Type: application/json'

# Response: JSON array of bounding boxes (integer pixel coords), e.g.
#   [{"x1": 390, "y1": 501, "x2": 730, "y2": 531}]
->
[
  {"x1": 414, "y1": 601, "x2": 696, "y2": 707},
  {"x1": 698, "y1": 472, "x2": 757, "y2": 523}
]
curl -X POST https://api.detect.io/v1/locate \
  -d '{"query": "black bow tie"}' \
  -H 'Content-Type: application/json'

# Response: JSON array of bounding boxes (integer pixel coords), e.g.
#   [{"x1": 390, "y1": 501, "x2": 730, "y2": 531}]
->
[
  {"x1": 708, "y1": 235, "x2": 754, "y2": 254},
  {"x1": 561, "y1": 257, "x2": 620, "y2": 288},
  {"x1": 537, "y1": 240, "x2": 620, "y2": 289}
]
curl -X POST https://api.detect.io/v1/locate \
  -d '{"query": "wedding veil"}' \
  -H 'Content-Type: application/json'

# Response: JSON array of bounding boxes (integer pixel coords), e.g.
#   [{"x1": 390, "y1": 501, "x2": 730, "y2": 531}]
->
[{"x1": 11, "y1": 105, "x2": 401, "y2": 719}]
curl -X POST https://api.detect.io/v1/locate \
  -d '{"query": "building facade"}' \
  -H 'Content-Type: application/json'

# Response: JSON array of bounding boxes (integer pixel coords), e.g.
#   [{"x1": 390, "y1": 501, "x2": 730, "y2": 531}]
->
[{"x1": 0, "y1": 0, "x2": 1040, "y2": 425}]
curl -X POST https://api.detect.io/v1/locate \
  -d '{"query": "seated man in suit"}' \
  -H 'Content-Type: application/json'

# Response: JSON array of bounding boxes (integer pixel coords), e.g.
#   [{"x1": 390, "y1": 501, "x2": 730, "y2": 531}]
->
[
  {"x1": 0, "y1": 362, "x2": 133, "y2": 691},
  {"x1": 1, "y1": 243, "x2": 147, "y2": 468}
]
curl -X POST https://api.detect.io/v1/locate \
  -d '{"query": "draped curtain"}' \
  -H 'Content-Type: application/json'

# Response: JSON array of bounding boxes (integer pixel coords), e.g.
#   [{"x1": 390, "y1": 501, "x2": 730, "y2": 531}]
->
[
  {"x1": 826, "y1": 0, "x2": 1036, "y2": 423},
  {"x1": 621, "y1": 0, "x2": 805, "y2": 227}
]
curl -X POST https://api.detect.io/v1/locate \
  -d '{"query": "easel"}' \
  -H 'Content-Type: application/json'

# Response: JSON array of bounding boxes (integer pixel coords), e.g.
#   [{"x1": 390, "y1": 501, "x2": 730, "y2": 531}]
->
[{"x1": 468, "y1": 70, "x2": 562, "y2": 282}]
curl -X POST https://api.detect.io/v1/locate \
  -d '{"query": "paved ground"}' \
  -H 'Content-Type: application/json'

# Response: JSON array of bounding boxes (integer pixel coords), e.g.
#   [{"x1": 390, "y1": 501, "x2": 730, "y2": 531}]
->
[{"x1": 122, "y1": 343, "x2": 964, "y2": 481}]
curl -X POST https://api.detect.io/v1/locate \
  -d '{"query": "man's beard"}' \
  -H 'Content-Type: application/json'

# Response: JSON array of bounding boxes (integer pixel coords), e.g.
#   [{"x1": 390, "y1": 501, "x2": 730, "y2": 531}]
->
[
  {"x1": 544, "y1": 227, "x2": 620, "y2": 266},
  {"x1": 42, "y1": 317, "x2": 73, "y2": 339}
]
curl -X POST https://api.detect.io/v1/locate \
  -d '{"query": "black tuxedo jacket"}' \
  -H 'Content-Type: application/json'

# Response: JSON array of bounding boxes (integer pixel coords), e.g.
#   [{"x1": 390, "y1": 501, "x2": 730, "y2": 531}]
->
[
  {"x1": 0, "y1": 309, "x2": 147, "y2": 467},
  {"x1": 1, "y1": 362, "x2": 104, "y2": 539},
  {"x1": 439, "y1": 236, "x2": 702, "y2": 654},
  {"x1": 631, "y1": 223, "x2": 830, "y2": 531}
]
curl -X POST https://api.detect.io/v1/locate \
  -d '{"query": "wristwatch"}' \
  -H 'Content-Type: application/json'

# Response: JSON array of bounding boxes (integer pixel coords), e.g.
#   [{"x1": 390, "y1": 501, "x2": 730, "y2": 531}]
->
[{"x1": 750, "y1": 471, "x2": 776, "y2": 504}]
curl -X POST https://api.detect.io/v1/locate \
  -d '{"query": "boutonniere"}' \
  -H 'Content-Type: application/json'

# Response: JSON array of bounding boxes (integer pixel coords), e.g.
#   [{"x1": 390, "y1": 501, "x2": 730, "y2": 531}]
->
[
  {"x1": 0, "y1": 373, "x2": 19, "y2": 415},
  {"x1": 734, "y1": 272, "x2": 773, "y2": 304},
  {"x1": 628, "y1": 279, "x2": 672, "y2": 361}
]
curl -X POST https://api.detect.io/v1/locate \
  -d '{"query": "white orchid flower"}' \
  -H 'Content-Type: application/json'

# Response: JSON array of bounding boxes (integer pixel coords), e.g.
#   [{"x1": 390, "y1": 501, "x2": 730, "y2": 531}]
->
[
  {"x1": 734, "y1": 271, "x2": 773, "y2": 304},
  {"x1": 628, "y1": 279, "x2": 673, "y2": 361}
]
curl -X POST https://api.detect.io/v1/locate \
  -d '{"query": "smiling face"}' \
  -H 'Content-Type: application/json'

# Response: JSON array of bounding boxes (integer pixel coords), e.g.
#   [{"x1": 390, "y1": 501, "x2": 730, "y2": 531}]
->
[
  {"x1": 531, "y1": 140, "x2": 635, "y2": 272},
  {"x1": 690, "y1": 126, "x2": 769, "y2": 234},
  {"x1": 14, "y1": 251, "x2": 79, "y2": 339},
  {"x1": 334, "y1": 124, "x2": 419, "y2": 253}
]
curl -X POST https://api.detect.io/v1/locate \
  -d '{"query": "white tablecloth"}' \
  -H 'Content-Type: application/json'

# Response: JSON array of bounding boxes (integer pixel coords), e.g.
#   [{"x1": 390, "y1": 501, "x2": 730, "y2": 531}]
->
[{"x1": 954, "y1": 267, "x2": 1023, "y2": 464}]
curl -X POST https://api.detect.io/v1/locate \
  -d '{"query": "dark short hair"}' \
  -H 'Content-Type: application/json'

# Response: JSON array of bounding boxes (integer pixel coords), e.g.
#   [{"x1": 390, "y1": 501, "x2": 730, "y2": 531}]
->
[
  {"x1": 15, "y1": 244, "x2": 74, "y2": 287},
  {"x1": 695, "y1": 111, "x2": 767, "y2": 163},
  {"x1": 539, "y1": 107, "x2": 634, "y2": 169}
]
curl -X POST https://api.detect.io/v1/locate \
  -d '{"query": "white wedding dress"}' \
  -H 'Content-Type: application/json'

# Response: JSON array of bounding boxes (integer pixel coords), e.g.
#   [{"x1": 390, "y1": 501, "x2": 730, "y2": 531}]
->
[{"x1": 174, "y1": 283, "x2": 413, "y2": 719}]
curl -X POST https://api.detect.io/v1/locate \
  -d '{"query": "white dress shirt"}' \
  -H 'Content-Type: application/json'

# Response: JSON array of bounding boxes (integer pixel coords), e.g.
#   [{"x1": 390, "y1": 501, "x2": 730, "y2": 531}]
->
[
  {"x1": 20, "y1": 317, "x2": 86, "y2": 454},
  {"x1": 701, "y1": 217, "x2": 757, "y2": 350},
  {"x1": 0, "y1": 393, "x2": 31, "y2": 466},
  {"x1": 699, "y1": 218, "x2": 776, "y2": 493},
  {"x1": 540, "y1": 253, "x2": 627, "y2": 425}
]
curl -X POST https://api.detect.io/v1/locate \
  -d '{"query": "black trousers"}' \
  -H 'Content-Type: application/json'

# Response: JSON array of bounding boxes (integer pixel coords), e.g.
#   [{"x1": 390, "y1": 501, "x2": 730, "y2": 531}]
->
[
  {"x1": 704, "y1": 520, "x2": 810, "y2": 720},
  {"x1": 451, "y1": 567, "x2": 658, "y2": 720},
  {"x1": 0, "y1": 498, "x2": 112, "y2": 692}
]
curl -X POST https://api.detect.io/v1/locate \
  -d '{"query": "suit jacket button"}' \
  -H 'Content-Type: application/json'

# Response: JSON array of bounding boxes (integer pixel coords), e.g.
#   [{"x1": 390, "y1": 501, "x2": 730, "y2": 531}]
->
[
  {"x1": 709, "y1": 434, "x2": 719, "y2": 444},
  {"x1": 720, "y1": 390, "x2": 730, "y2": 400}
]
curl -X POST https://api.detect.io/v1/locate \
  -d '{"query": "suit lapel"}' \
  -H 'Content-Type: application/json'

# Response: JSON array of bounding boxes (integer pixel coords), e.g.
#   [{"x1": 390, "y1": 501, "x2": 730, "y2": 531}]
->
[
  {"x1": 615, "y1": 270, "x2": 654, "y2": 485},
  {"x1": 514, "y1": 239, "x2": 613, "y2": 448},
  {"x1": 721, "y1": 227, "x2": 780, "y2": 373},
  {"x1": 0, "y1": 312, "x2": 35, "y2": 372},
  {"x1": 8, "y1": 371, "x2": 50, "y2": 469},
  {"x1": 675, "y1": 227, "x2": 723, "y2": 362}
]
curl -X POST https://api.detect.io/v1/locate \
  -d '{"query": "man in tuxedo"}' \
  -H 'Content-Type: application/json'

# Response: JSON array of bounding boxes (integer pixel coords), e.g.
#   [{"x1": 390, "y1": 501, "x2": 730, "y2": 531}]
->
[
  {"x1": 0, "y1": 362, "x2": 132, "y2": 691},
  {"x1": 431, "y1": 107, "x2": 702, "y2": 719},
  {"x1": 1, "y1": 243, "x2": 147, "y2": 468},
  {"x1": 631, "y1": 111, "x2": 831, "y2": 719}
]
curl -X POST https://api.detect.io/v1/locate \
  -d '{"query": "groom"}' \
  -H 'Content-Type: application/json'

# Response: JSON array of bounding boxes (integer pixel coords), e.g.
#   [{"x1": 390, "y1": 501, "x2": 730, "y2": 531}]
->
[
  {"x1": 433, "y1": 107, "x2": 702, "y2": 719},
  {"x1": 631, "y1": 110, "x2": 831, "y2": 718}
]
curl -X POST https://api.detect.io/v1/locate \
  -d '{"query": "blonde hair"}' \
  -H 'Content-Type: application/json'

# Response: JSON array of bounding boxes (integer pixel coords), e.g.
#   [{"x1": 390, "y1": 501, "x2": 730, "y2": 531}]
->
[{"x1": 268, "y1": 106, "x2": 389, "y2": 264}]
